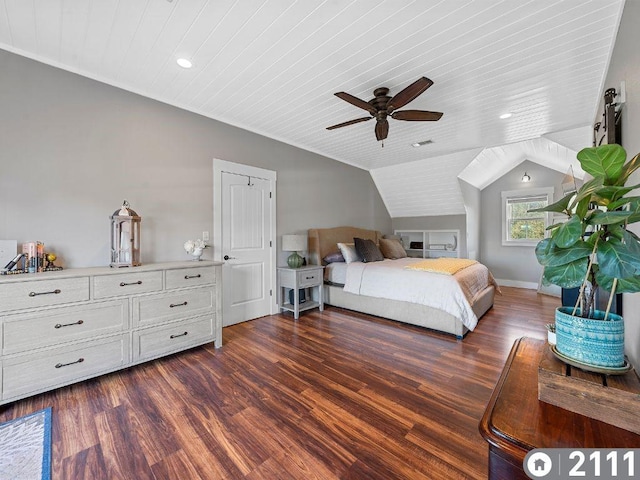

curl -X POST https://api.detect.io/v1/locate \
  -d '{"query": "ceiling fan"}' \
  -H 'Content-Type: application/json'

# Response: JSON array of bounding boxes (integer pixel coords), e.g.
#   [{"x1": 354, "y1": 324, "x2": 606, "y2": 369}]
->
[{"x1": 326, "y1": 76, "x2": 443, "y2": 143}]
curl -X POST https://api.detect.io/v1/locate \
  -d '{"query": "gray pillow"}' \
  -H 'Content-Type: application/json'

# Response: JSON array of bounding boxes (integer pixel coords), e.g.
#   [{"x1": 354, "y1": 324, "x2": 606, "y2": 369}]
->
[
  {"x1": 323, "y1": 251, "x2": 345, "y2": 264},
  {"x1": 354, "y1": 238, "x2": 384, "y2": 263},
  {"x1": 379, "y1": 238, "x2": 408, "y2": 259}
]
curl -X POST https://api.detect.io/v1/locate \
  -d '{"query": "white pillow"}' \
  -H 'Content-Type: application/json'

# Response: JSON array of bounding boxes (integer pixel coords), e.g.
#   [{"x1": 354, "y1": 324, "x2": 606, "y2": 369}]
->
[{"x1": 337, "y1": 242, "x2": 361, "y2": 263}]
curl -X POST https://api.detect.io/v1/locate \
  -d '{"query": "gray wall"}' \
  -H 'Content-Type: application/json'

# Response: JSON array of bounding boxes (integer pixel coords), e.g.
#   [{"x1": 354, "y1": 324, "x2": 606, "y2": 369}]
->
[
  {"x1": 391, "y1": 215, "x2": 467, "y2": 258},
  {"x1": 480, "y1": 160, "x2": 565, "y2": 285},
  {"x1": 459, "y1": 179, "x2": 481, "y2": 260},
  {"x1": 601, "y1": 0, "x2": 640, "y2": 369},
  {"x1": 0, "y1": 50, "x2": 391, "y2": 268}
]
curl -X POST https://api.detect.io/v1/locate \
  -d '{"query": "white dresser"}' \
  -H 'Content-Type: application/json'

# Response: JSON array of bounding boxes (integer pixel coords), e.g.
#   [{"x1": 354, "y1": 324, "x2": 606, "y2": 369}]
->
[{"x1": 0, "y1": 261, "x2": 222, "y2": 405}]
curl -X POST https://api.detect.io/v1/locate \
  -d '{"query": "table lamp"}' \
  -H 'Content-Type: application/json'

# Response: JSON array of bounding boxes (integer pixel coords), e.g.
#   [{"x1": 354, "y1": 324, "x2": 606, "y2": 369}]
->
[{"x1": 282, "y1": 234, "x2": 306, "y2": 268}]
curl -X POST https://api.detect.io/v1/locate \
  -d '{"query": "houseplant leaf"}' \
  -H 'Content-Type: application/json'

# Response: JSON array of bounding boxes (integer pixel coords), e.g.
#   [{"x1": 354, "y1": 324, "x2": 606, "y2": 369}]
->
[
  {"x1": 552, "y1": 214, "x2": 582, "y2": 248},
  {"x1": 588, "y1": 210, "x2": 634, "y2": 226},
  {"x1": 543, "y1": 258, "x2": 588, "y2": 288},
  {"x1": 571, "y1": 177, "x2": 605, "y2": 207},
  {"x1": 627, "y1": 198, "x2": 640, "y2": 223},
  {"x1": 529, "y1": 192, "x2": 574, "y2": 214},
  {"x1": 592, "y1": 184, "x2": 640, "y2": 204},
  {"x1": 577, "y1": 143, "x2": 626, "y2": 184},
  {"x1": 597, "y1": 234, "x2": 640, "y2": 279},
  {"x1": 596, "y1": 271, "x2": 640, "y2": 293},
  {"x1": 575, "y1": 195, "x2": 591, "y2": 219},
  {"x1": 616, "y1": 151, "x2": 640, "y2": 186},
  {"x1": 535, "y1": 238, "x2": 591, "y2": 266},
  {"x1": 607, "y1": 195, "x2": 640, "y2": 211}
]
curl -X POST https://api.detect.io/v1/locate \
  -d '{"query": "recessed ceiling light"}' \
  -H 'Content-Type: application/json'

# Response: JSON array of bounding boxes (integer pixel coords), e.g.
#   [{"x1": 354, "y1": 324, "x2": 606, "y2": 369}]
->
[
  {"x1": 411, "y1": 139, "x2": 433, "y2": 147},
  {"x1": 177, "y1": 58, "x2": 192, "y2": 69},
  {"x1": 499, "y1": 112, "x2": 513, "y2": 119}
]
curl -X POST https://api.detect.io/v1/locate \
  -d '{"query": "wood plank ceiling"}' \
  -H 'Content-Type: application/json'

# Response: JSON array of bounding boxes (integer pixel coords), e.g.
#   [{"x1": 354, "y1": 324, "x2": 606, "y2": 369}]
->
[{"x1": 0, "y1": 0, "x2": 625, "y2": 216}]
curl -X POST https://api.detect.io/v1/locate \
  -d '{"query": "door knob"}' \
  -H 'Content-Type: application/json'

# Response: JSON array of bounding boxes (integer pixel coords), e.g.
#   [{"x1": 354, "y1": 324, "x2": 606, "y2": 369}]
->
[{"x1": 223, "y1": 255, "x2": 236, "y2": 260}]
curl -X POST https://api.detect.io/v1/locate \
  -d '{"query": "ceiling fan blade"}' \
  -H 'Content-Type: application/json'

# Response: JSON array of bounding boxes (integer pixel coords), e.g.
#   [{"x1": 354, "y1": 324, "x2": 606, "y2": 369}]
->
[
  {"x1": 335, "y1": 92, "x2": 377, "y2": 115},
  {"x1": 391, "y1": 110, "x2": 443, "y2": 121},
  {"x1": 386, "y1": 77, "x2": 433, "y2": 113},
  {"x1": 375, "y1": 119, "x2": 389, "y2": 141},
  {"x1": 326, "y1": 116, "x2": 373, "y2": 130}
]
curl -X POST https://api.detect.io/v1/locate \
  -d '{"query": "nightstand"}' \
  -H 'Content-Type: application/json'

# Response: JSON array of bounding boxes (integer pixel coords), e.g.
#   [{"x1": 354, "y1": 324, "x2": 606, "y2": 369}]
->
[{"x1": 277, "y1": 265, "x2": 324, "y2": 319}]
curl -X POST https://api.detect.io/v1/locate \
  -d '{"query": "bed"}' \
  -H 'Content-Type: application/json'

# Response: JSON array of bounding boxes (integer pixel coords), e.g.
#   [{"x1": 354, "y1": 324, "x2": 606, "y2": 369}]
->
[{"x1": 308, "y1": 226, "x2": 497, "y2": 339}]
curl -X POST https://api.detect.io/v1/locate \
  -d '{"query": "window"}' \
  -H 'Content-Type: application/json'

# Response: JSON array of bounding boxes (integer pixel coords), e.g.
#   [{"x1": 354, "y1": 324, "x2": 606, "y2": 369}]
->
[{"x1": 501, "y1": 188, "x2": 554, "y2": 246}]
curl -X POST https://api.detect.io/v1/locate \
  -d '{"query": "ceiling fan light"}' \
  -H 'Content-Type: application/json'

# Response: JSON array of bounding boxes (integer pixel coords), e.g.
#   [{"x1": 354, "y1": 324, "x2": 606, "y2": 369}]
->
[{"x1": 327, "y1": 77, "x2": 441, "y2": 143}]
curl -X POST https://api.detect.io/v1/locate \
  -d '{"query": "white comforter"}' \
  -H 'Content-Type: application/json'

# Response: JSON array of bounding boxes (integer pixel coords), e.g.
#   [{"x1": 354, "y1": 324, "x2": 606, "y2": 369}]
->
[{"x1": 343, "y1": 258, "x2": 494, "y2": 331}]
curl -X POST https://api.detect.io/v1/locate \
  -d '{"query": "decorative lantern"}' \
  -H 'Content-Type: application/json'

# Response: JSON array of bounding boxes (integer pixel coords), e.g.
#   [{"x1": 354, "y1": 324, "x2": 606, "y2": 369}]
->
[{"x1": 110, "y1": 200, "x2": 141, "y2": 267}]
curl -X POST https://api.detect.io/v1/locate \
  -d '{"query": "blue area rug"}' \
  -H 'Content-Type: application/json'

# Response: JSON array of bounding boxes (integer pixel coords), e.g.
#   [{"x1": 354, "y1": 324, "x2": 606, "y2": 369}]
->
[{"x1": 0, "y1": 407, "x2": 52, "y2": 480}]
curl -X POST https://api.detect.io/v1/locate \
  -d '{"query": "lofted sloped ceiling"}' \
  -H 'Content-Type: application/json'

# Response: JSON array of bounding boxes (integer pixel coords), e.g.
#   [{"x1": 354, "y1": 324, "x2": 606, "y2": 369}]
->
[
  {"x1": 371, "y1": 149, "x2": 483, "y2": 217},
  {"x1": 457, "y1": 135, "x2": 587, "y2": 191},
  {"x1": 0, "y1": 0, "x2": 625, "y2": 217},
  {"x1": 371, "y1": 132, "x2": 589, "y2": 218}
]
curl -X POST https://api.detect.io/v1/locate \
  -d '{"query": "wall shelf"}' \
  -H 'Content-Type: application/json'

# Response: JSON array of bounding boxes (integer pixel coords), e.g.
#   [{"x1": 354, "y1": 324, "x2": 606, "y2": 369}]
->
[{"x1": 394, "y1": 229, "x2": 460, "y2": 258}]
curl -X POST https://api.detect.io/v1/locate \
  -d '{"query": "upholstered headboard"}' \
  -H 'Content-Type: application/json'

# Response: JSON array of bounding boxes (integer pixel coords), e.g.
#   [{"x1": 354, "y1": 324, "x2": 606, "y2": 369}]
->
[{"x1": 308, "y1": 226, "x2": 383, "y2": 265}]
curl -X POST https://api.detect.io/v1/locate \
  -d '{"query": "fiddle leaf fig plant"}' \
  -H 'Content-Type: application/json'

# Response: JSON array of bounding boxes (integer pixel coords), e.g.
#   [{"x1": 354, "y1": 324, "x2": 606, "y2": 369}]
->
[{"x1": 531, "y1": 143, "x2": 640, "y2": 319}]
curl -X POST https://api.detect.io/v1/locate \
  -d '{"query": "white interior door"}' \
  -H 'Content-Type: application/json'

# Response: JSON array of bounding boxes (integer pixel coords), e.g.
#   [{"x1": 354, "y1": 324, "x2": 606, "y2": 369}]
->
[{"x1": 213, "y1": 160, "x2": 276, "y2": 327}]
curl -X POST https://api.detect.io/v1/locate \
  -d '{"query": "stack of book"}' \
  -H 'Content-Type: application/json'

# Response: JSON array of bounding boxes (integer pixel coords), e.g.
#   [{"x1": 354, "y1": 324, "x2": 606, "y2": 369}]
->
[{"x1": 22, "y1": 241, "x2": 45, "y2": 273}]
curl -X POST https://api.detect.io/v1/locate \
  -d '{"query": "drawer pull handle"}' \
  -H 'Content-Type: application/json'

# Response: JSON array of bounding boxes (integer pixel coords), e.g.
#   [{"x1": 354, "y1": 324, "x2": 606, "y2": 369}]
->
[
  {"x1": 29, "y1": 289, "x2": 61, "y2": 297},
  {"x1": 170, "y1": 331, "x2": 188, "y2": 339},
  {"x1": 55, "y1": 320, "x2": 84, "y2": 329},
  {"x1": 169, "y1": 301, "x2": 188, "y2": 308},
  {"x1": 184, "y1": 274, "x2": 201, "y2": 279},
  {"x1": 305, "y1": 276, "x2": 314, "y2": 280},
  {"x1": 55, "y1": 358, "x2": 84, "y2": 368},
  {"x1": 120, "y1": 280, "x2": 142, "y2": 287}
]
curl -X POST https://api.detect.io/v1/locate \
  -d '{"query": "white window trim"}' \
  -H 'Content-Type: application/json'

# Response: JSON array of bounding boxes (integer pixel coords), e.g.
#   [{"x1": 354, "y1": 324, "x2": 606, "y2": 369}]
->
[{"x1": 501, "y1": 187, "x2": 554, "y2": 247}]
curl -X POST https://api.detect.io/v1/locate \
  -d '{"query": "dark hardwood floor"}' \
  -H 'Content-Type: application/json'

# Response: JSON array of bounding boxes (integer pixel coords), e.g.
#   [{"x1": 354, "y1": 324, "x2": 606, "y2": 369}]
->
[{"x1": 1, "y1": 287, "x2": 559, "y2": 479}]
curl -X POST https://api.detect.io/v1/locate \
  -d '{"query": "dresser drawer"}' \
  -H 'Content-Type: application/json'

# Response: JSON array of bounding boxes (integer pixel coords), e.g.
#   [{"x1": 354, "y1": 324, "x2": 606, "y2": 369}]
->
[
  {"x1": 165, "y1": 266, "x2": 215, "y2": 290},
  {"x1": 298, "y1": 269, "x2": 322, "y2": 287},
  {"x1": 132, "y1": 287, "x2": 214, "y2": 326},
  {"x1": 93, "y1": 270, "x2": 163, "y2": 299},
  {"x1": 132, "y1": 315, "x2": 214, "y2": 361},
  {"x1": 2, "y1": 335, "x2": 129, "y2": 401},
  {"x1": 2, "y1": 299, "x2": 128, "y2": 355},
  {"x1": 0, "y1": 277, "x2": 90, "y2": 313}
]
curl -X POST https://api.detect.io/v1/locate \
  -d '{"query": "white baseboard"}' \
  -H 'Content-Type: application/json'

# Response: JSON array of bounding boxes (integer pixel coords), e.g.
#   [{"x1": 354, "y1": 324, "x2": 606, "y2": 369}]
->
[
  {"x1": 495, "y1": 278, "x2": 561, "y2": 297},
  {"x1": 495, "y1": 279, "x2": 539, "y2": 290}
]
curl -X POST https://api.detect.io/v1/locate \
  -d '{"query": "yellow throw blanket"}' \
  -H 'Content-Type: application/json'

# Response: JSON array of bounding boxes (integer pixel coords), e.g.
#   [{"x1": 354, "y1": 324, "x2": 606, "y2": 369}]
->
[{"x1": 404, "y1": 258, "x2": 478, "y2": 275}]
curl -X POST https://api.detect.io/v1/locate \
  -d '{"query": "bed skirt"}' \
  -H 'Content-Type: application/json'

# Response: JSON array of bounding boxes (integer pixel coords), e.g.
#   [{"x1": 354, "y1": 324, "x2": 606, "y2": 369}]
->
[{"x1": 323, "y1": 284, "x2": 495, "y2": 339}]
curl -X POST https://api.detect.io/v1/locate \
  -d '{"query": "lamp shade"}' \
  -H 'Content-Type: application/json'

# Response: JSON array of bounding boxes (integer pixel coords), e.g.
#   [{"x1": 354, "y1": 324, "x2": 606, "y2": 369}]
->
[{"x1": 282, "y1": 234, "x2": 306, "y2": 252}]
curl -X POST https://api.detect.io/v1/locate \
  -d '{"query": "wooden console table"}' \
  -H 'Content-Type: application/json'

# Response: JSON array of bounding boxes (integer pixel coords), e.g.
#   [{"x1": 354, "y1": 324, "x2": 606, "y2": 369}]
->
[{"x1": 479, "y1": 337, "x2": 640, "y2": 480}]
